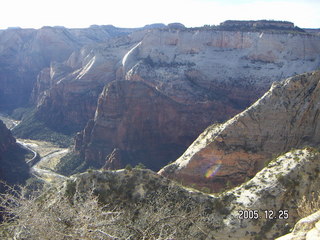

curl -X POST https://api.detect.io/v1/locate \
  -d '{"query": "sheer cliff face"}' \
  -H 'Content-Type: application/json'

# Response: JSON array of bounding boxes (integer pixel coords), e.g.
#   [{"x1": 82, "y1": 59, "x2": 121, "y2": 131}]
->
[
  {"x1": 124, "y1": 29, "x2": 320, "y2": 104},
  {"x1": 0, "y1": 27, "x2": 79, "y2": 110},
  {"x1": 75, "y1": 80, "x2": 218, "y2": 170},
  {"x1": 33, "y1": 37, "x2": 141, "y2": 132},
  {"x1": 34, "y1": 28, "x2": 320, "y2": 132},
  {"x1": 0, "y1": 120, "x2": 15, "y2": 153},
  {"x1": 0, "y1": 26, "x2": 136, "y2": 112},
  {"x1": 159, "y1": 71, "x2": 320, "y2": 192},
  {"x1": 0, "y1": 120, "x2": 29, "y2": 185}
]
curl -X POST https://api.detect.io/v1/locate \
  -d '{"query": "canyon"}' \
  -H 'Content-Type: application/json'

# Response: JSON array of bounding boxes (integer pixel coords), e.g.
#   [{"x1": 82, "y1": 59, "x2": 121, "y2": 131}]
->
[
  {"x1": 1, "y1": 21, "x2": 320, "y2": 183},
  {"x1": 1, "y1": 21, "x2": 320, "y2": 239},
  {"x1": 47, "y1": 23, "x2": 320, "y2": 171}
]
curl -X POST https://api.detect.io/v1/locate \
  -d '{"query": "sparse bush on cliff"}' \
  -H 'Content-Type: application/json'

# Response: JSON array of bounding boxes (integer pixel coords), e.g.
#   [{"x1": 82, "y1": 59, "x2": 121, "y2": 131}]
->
[
  {"x1": 0, "y1": 182, "x2": 120, "y2": 240},
  {"x1": 0, "y1": 181, "x2": 209, "y2": 239},
  {"x1": 297, "y1": 191, "x2": 320, "y2": 218}
]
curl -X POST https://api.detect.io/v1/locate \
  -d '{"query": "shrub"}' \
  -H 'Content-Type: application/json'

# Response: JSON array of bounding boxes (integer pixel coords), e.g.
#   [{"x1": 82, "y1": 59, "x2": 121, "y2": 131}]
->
[
  {"x1": 297, "y1": 191, "x2": 320, "y2": 218},
  {"x1": 134, "y1": 162, "x2": 146, "y2": 169},
  {"x1": 0, "y1": 182, "x2": 120, "y2": 239},
  {"x1": 0, "y1": 182, "x2": 209, "y2": 239},
  {"x1": 125, "y1": 164, "x2": 132, "y2": 171}
]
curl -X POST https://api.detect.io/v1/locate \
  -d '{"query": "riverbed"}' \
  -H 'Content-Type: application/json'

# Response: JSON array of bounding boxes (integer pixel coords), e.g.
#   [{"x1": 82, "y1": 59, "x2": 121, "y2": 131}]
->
[{"x1": 1, "y1": 113, "x2": 69, "y2": 183}]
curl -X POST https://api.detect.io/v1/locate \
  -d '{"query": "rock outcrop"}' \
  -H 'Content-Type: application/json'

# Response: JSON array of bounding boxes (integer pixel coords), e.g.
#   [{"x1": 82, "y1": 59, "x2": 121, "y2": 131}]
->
[
  {"x1": 276, "y1": 210, "x2": 320, "y2": 240},
  {"x1": 219, "y1": 20, "x2": 297, "y2": 31},
  {"x1": 123, "y1": 26, "x2": 320, "y2": 105},
  {"x1": 60, "y1": 146, "x2": 320, "y2": 239},
  {"x1": 75, "y1": 80, "x2": 217, "y2": 170},
  {"x1": 160, "y1": 71, "x2": 320, "y2": 192},
  {"x1": 0, "y1": 120, "x2": 29, "y2": 185}
]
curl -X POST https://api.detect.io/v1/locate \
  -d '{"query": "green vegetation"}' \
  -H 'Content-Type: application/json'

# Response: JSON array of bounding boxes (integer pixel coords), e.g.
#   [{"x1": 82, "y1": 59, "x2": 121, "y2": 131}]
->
[
  {"x1": 297, "y1": 191, "x2": 320, "y2": 218},
  {"x1": 55, "y1": 152, "x2": 86, "y2": 176},
  {"x1": 125, "y1": 164, "x2": 133, "y2": 171},
  {"x1": 12, "y1": 109, "x2": 73, "y2": 148},
  {"x1": 134, "y1": 162, "x2": 146, "y2": 169}
]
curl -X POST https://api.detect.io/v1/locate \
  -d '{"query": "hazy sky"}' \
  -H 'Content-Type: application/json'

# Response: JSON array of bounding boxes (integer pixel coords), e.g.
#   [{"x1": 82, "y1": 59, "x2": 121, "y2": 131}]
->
[{"x1": 1, "y1": 0, "x2": 319, "y2": 29}]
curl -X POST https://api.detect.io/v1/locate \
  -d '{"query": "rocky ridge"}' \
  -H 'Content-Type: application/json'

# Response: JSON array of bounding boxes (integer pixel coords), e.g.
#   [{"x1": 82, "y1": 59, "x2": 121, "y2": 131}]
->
[
  {"x1": 160, "y1": 71, "x2": 320, "y2": 192},
  {"x1": 277, "y1": 210, "x2": 320, "y2": 240},
  {"x1": 58, "y1": 146, "x2": 320, "y2": 239},
  {"x1": 33, "y1": 37, "x2": 141, "y2": 132},
  {"x1": 0, "y1": 120, "x2": 29, "y2": 185}
]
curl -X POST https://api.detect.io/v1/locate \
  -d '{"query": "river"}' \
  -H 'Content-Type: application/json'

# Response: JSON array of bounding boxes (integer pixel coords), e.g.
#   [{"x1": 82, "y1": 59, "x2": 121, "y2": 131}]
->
[{"x1": 1, "y1": 113, "x2": 69, "y2": 183}]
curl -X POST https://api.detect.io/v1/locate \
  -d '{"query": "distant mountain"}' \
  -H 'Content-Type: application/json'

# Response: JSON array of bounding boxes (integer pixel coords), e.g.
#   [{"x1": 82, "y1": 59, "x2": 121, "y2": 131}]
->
[{"x1": 0, "y1": 25, "x2": 140, "y2": 111}]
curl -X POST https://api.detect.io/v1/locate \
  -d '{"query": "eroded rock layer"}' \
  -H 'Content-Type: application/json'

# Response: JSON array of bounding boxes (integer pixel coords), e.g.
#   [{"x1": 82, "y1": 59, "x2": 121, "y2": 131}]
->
[
  {"x1": 35, "y1": 26, "x2": 320, "y2": 133},
  {"x1": 72, "y1": 28, "x2": 320, "y2": 171},
  {"x1": 0, "y1": 25, "x2": 137, "y2": 111},
  {"x1": 75, "y1": 80, "x2": 218, "y2": 170},
  {"x1": 160, "y1": 71, "x2": 320, "y2": 192}
]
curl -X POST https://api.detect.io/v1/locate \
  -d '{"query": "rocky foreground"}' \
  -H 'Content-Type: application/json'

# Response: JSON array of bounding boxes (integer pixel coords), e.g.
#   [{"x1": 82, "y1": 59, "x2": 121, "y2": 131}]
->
[
  {"x1": 41, "y1": 71, "x2": 320, "y2": 239},
  {"x1": 51, "y1": 146, "x2": 319, "y2": 240}
]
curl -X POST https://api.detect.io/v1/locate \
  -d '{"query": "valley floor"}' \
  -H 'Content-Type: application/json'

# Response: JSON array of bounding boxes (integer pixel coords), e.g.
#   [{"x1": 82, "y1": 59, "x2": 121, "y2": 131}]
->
[{"x1": 0, "y1": 113, "x2": 69, "y2": 183}]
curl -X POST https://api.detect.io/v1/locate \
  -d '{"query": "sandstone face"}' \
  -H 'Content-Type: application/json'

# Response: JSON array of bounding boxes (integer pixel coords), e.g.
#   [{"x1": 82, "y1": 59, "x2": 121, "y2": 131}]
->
[
  {"x1": 70, "y1": 28, "x2": 320, "y2": 172},
  {"x1": 103, "y1": 148, "x2": 124, "y2": 170},
  {"x1": 159, "y1": 71, "x2": 320, "y2": 192},
  {"x1": 34, "y1": 26, "x2": 320, "y2": 133},
  {"x1": 0, "y1": 26, "x2": 138, "y2": 112},
  {"x1": 75, "y1": 80, "x2": 217, "y2": 170},
  {"x1": 276, "y1": 210, "x2": 320, "y2": 240},
  {"x1": 123, "y1": 28, "x2": 320, "y2": 105},
  {"x1": 61, "y1": 147, "x2": 320, "y2": 239},
  {"x1": 0, "y1": 27, "x2": 77, "y2": 111},
  {"x1": 32, "y1": 32, "x2": 148, "y2": 132}
]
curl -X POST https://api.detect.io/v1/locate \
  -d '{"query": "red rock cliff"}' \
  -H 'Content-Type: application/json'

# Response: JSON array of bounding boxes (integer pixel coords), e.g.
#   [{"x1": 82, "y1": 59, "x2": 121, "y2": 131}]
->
[
  {"x1": 75, "y1": 80, "x2": 222, "y2": 170},
  {"x1": 159, "y1": 71, "x2": 320, "y2": 192}
]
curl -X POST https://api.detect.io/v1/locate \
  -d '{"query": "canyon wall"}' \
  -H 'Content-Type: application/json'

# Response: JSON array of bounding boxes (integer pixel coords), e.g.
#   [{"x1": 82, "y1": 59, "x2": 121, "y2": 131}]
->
[
  {"x1": 160, "y1": 71, "x2": 320, "y2": 192},
  {"x1": 0, "y1": 25, "x2": 137, "y2": 112},
  {"x1": 0, "y1": 120, "x2": 29, "y2": 185},
  {"x1": 73, "y1": 28, "x2": 320, "y2": 170},
  {"x1": 2, "y1": 24, "x2": 320, "y2": 173}
]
